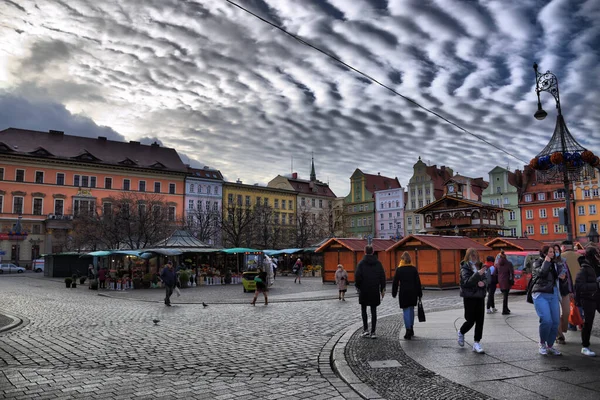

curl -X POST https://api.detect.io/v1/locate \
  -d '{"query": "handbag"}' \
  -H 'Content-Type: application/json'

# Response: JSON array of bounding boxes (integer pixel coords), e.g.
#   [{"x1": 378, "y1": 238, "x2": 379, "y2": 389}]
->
[
  {"x1": 569, "y1": 298, "x2": 583, "y2": 326},
  {"x1": 417, "y1": 298, "x2": 426, "y2": 322}
]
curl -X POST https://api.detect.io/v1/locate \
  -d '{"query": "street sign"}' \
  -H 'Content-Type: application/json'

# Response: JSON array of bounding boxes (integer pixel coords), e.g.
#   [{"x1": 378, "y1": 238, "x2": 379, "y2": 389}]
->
[{"x1": 0, "y1": 251, "x2": 5, "y2": 255}]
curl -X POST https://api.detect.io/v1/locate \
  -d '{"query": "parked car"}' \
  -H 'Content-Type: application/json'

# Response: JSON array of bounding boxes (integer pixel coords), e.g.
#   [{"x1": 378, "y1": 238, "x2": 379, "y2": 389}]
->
[
  {"x1": 504, "y1": 251, "x2": 541, "y2": 291},
  {"x1": 0, "y1": 263, "x2": 25, "y2": 274},
  {"x1": 32, "y1": 258, "x2": 45, "y2": 273}
]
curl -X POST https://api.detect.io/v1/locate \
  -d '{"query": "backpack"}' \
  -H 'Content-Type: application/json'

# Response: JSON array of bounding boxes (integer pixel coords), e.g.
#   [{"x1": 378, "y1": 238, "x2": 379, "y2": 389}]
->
[{"x1": 526, "y1": 276, "x2": 539, "y2": 304}]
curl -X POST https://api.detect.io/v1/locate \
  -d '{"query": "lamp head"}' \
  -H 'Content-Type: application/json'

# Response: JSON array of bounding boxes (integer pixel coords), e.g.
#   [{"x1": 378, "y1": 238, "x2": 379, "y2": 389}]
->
[{"x1": 534, "y1": 102, "x2": 547, "y2": 120}]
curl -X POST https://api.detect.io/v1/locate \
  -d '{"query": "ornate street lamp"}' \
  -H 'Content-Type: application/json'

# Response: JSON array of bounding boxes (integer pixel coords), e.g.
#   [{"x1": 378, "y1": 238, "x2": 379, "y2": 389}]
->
[
  {"x1": 8, "y1": 215, "x2": 27, "y2": 266},
  {"x1": 529, "y1": 63, "x2": 599, "y2": 242},
  {"x1": 588, "y1": 225, "x2": 599, "y2": 244}
]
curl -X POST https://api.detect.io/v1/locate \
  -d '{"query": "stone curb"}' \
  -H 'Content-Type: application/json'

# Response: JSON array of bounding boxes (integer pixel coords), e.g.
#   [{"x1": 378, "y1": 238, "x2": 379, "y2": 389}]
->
[
  {"x1": 0, "y1": 311, "x2": 25, "y2": 334},
  {"x1": 97, "y1": 292, "x2": 359, "y2": 305}
]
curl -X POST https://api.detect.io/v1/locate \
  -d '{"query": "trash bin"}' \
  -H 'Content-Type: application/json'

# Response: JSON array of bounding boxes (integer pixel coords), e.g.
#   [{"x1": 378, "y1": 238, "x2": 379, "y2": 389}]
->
[{"x1": 242, "y1": 271, "x2": 258, "y2": 292}]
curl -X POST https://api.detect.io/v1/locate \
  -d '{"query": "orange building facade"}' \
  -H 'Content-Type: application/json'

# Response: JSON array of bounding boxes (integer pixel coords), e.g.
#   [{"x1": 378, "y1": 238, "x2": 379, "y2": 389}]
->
[{"x1": 0, "y1": 128, "x2": 187, "y2": 266}]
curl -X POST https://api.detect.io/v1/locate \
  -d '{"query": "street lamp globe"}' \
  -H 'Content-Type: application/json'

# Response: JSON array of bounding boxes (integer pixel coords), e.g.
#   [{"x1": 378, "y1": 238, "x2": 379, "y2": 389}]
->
[{"x1": 534, "y1": 104, "x2": 547, "y2": 120}]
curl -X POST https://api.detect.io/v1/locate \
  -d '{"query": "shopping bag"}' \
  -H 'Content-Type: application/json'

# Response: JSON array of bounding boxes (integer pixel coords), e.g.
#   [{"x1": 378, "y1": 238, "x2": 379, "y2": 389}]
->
[
  {"x1": 175, "y1": 286, "x2": 181, "y2": 297},
  {"x1": 417, "y1": 298, "x2": 426, "y2": 322},
  {"x1": 569, "y1": 298, "x2": 583, "y2": 326}
]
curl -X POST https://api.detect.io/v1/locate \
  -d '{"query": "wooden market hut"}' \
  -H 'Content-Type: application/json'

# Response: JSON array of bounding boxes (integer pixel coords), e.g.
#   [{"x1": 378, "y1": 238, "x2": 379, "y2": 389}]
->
[
  {"x1": 483, "y1": 238, "x2": 544, "y2": 259},
  {"x1": 315, "y1": 238, "x2": 397, "y2": 283},
  {"x1": 386, "y1": 235, "x2": 491, "y2": 289}
]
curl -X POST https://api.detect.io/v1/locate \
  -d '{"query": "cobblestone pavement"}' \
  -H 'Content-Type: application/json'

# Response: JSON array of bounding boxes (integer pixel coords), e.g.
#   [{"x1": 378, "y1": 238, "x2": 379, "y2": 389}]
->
[{"x1": 0, "y1": 275, "x2": 463, "y2": 400}]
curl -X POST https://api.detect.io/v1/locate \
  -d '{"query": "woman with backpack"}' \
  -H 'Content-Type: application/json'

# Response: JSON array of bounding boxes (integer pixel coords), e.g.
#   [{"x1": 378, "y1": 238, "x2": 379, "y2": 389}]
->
[
  {"x1": 531, "y1": 245, "x2": 565, "y2": 356},
  {"x1": 458, "y1": 248, "x2": 487, "y2": 354}
]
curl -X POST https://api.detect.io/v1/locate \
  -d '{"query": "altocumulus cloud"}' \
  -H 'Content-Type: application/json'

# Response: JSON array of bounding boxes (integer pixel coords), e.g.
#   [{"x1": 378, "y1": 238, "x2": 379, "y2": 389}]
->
[{"x1": 0, "y1": 0, "x2": 598, "y2": 195}]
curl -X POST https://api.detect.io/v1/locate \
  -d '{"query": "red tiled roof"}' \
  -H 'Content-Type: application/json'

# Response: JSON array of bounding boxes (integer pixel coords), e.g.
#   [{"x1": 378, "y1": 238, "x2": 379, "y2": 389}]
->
[
  {"x1": 0, "y1": 127, "x2": 187, "y2": 172},
  {"x1": 363, "y1": 173, "x2": 401, "y2": 193},
  {"x1": 188, "y1": 167, "x2": 224, "y2": 180},
  {"x1": 485, "y1": 238, "x2": 544, "y2": 251},
  {"x1": 288, "y1": 178, "x2": 336, "y2": 198},
  {"x1": 387, "y1": 235, "x2": 490, "y2": 251},
  {"x1": 426, "y1": 165, "x2": 453, "y2": 199},
  {"x1": 315, "y1": 238, "x2": 397, "y2": 253}
]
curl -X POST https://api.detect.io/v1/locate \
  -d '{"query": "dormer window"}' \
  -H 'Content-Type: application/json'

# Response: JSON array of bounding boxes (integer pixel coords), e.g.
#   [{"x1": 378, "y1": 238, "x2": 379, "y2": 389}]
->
[
  {"x1": 30, "y1": 147, "x2": 53, "y2": 157},
  {"x1": 119, "y1": 158, "x2": 137, "y2": 166},
  {"x1": 150, "y1": 162, "x2": 166, "y2": 169},
  {"x1": 74, "y1": 150, "x2": 101, "y2": 162}
]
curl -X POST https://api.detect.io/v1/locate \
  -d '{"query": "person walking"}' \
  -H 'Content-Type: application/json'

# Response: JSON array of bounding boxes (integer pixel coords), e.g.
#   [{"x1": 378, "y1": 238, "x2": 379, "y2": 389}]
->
[
  {"x1": 355, "y1": 245, "x2": 386, "y2": 339},
  {"x1": 532, "y1": 246, "x2": 563, "y2": 356},
  {"x1": 554, "y1": 244, "x2": 573, "y2": 345},
  {"x1": 496, "y1": 251, "x2": 514, "y2": 315},
  {"x1": 98, "y1": 267, "x2": 107, "y2": 289},
  {"x1": 575, "y1": 245, "x2": 600, "y2": 357},
  {"x1": 335, "y1": 264, "x2": 349, "y2": 301},
  {"x1": 251, "y1": 268, "x2": 268, "y2": 306},
  {"x1": 485, "y1": 256, "x2": 498, "y2": 314},
  {"x1": 160, "y1": 261, "x2": 177, "y2": 307},
  {"x1": 562, "y1": 240, "x2": 584, "y2": 331},
  {"x1": 458, "y1": 248, "x2": 487, "y2": 354},
  {"x1": 392, "y1": 252, "x2": 422, "y2": 340},
  {"x1": 293, "y1": 258, "x2": 303, "y2": 284}
]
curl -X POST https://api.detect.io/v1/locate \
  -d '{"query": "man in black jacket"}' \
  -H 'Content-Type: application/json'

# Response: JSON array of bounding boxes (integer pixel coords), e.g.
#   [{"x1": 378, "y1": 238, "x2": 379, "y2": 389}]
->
[
  {"x1": 160, "y1": 261, "x2": 177, "y2": 306},
  {"x1": 575, "y1": 245, "x2": 600, "y2": 357},
  {"x1": 355, "y1": 246, "x2": 386, "y2": 339}
]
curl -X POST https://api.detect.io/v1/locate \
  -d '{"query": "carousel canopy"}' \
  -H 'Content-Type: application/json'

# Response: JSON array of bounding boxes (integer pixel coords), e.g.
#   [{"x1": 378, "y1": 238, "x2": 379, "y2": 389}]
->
[
  {"x1": 221, "y1": 248, "x2": 262, "y2": 254},
  {"x1": 152, "y1": 230, "x2": 210, "y2": 248}
]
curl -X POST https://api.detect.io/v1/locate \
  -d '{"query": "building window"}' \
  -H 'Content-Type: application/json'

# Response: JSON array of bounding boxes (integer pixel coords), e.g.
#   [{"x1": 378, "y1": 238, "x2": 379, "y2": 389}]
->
[
  {"x1": 0, "y1": 195, "x2": 3, "y2": 212},
  {"x1": 15, "y1": 169, "x2": 25, "y2": 182},
  {"x1": 32, "y1": 224, "x2": 41, "y2": 235},
  {"x1": 539, "y1": 209, "x2": 547, "y2": 218},
  {"x1": 584, "y1": 189, "x2": 590, "y2": 198},
  {"x1": 363, "y1": 217, "x2": 367, "y2": 226},
  {"x1": 207, "y1": 186, "x2": 211, "y2": 194},
  {"x1": 82, "y1": 176, "x2": 89, "y2": 187},
  {"x1": 256, "y1": 197, "x2": 261, "y2": 205},
  {"x1": 380, "y1": 223, "x2": 384, "y2": 230},
  {"x1": 359, "y1": 205, "x2": 364, "y2": 212},
  {"x1": 490, "y1": 199, "x2": 495, "y2": 205},
  {"x1": 213, "y1": 202, "x2": 218, "y2": 211},
  {"x1": 290, "y1": 200, "x2": 293, "y2": 209},
  {"x1": 411, "y1": 201, "x2": 416, "y2": 209},
  {"x1": 593, "y1": 189, "x2": 599, "y2": 197},
  {"x1": 138, "y1": 203, "x2": 146, "y2": 216},
  {"x1": 579, "y1": 224, "x2": 587, "y2": 233},
  {"x1": 56, "y1": 173, "x2": 65, "y2": 185},
  {"x1": 418, "y1": 200, "x2": 423, "y2": 208},
  {"x1": 282, "y1": 214, "x2": 286, "y2": 225},
  {"x1": 526, "y1": 225, "x2": 534, "y2": 235},
  {"x1": 554, "y1": 224, "x2": 562, "y2": 233},
  {"x1": 197, "y1": 201, "x2": 202, "y2": 210},
  {"x1": 189, "y1": 200, "x2": 194, "y2": 210},
  {"x1": 509, "y1": 211, "x2": 516, "y2": 220},
  {"x1": 32, "y1": 198, "x2": 43, "y2": 215},
  {"x1": 74, "y1": 199, "x2": 95, "y2": 216},
  {"x1": 0, "y1": 167, "x2": 3, "y2": 180},
  {"x1": 592, "y1": 223, "x2": 598, "y2": 232},
  {"x1": 540, "y1": 225, "x2": 548, "y2": 235},
  {"x1": 54, "y1": 199, "x2": 64, "y2": 216},
  {"x1": 215, "y1": 186, "x2": 219, "y2": 195},
  {"x1": 274, "y1": 199, "x2": 279, "y2": 209},
  {"x1": 168, "y1": 183, "x2": 175, "y2": 194},
  {"x1": 408, "y1": 217, "x2": 412, "y2": 226},
  {"x1": 264, "y1": 198, "x2": 268, "y2": 206},
  {"x1": 123, "y1": 179, "x2": 130, "y2": 191},
  {"x1": 504, "y1": 197, "x2": 509, "y2": 205},
  {"x1": 538, "y1": 193, "x2": 546, "y2": 201},
  {"x1": 139, "y1": 181, "x2": 146, "y2": 192},
  {"x1": 74, "y1": 175, "x2": 80, "y2": 187},
  {"x1": 319, "y1": 199, "x2": 323, "y2": 208},
  {"x1": 228, "y1": 194, "x2": 234, "y2": 204},
  {"x1": 168, "y1": 206, "x2": 176, "y2": 221},
  {"x1": 411, "y1": 190, "x2": 415, "y2": 197},
  {"x1": 90, "y1": 177, "x2": 96, "y2": 188},
  {"x1": 13, "y1": 196, "x2": 24, "y2": 214},
  {"x1": 105, "y1": 177, "x2": 112, "y2": 189},
  {"x1": 553, "y1": 207, "x2": 559, "y2": 217},
  {"x1": 35, "y1": 171, "x2": 44, "y2": 184},
  {"x1": 311, "y1": 198, "x2": 316, "y2": 207},
  {"x1": 189, "y1": 184, "x2": 194, "y2": 193},
  {"x1": 103, "y1": 202, "x2": 112, "y2": 216},
  {"x1": 206, "y1": 201, "x2": 211, "y2": 211},
  {"x1": 302, "y1": 198, "x2": 306, "y2": 206},
  {"x1": 237, "y1": 195, "x2": 242, "y2": 206},
  {"x1": 590, "y1": 205, "x2": 597, "y2": 215},
  {"x1": 197, "y1": 185, "x2": 202, "y2": 194},
  {"x1": 526, "y1": 210, "x2": 533, "y2": 219},
  {"x1": 351, "y1": 219, "x2": 355, "y2": 228},
  {"x1": 415, "y1": 216, "x2": 420, "y2": 226},
  {"x1": 388, "y1": 222, "x2": 393, "y2": 229},
  {"x1": 496, "y1": 187, "x2": 501, "y2": 194},
  {"x1": 282, "y1": 200, "x2": 286, "y2": 210},
  {"x1": 245, "y1": 196, "x2": 251, "y2": 206},
  {"x1": 388, "y1": 212, "x2": 392, "y2": 218},
  {"x1": 578, "y1": 206, "x2": 585, "y2": 216},
  {"x1": 554, "y1": 191, "x2": 565, "y2": 199},
  {"x1": 418, "y1": 189, "x2": 423, "y2": 196},
  {"x1": 524, "y1": 194, "x2": 532, "y2": 202},
  {"x1": 154, "y1": 182, "x2": 161, "y2": 193}
]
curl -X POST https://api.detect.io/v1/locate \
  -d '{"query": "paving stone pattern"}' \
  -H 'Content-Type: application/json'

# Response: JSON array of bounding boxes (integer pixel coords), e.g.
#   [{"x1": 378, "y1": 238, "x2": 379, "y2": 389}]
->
[{"x1": 0, "y1": 276, "x2": 461, "y2": 400}]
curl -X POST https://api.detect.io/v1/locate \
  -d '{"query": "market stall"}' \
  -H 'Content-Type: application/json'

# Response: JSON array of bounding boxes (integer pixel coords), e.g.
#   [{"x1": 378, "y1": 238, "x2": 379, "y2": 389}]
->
[
  {"x1": 386, "y1": 235, "x2": 491, "y2": 288},
  {"x1": 315, "y1": 238, "x2": 397, "y2": 283}
]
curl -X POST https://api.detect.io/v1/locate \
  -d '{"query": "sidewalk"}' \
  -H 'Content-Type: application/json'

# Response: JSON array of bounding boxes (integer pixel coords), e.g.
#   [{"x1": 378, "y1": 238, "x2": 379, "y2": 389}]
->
[{"x1": 338, "y1": 299, "x2": 600, "y2": 400}]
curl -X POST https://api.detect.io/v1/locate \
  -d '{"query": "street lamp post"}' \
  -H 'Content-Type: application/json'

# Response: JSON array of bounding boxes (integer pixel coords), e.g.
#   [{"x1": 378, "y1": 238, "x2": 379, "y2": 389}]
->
[{"x1": 530, "y1": 63, "x2": 599, "y2": 243}]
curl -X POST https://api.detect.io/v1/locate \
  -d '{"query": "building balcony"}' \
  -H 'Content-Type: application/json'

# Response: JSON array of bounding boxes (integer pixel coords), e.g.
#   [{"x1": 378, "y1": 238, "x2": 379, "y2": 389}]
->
[
  {"x1": 431, "y1": 217, "x2": 472, "y2": 228},
  {"x1": 46, "y1": 214, "x2": 74, "y2": 221}
]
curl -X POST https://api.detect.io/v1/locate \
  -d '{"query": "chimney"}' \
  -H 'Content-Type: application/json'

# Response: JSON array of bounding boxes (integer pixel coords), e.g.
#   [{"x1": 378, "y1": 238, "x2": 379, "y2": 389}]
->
[
  {"x1": 49, "y1": 130, "x2": 64, "y2": 136},
  {"x1": 129, "y1": 140, "x2": 140, "y2": 145},
  {"x1": 378, "y1": 172, "x2": 381, "y2": 176},
  {"x1": 98, "y1": 136, "x2": 107, "y2": 141},
  {"x1": 236, "y1": 179, "x2": 242, "y2": 184},
  {"x1": 292, "y1": 172, "x2": 298, "y2": 179},
  {"x1": 151, "y1": 141, "x2": 160, "y2": 147}
]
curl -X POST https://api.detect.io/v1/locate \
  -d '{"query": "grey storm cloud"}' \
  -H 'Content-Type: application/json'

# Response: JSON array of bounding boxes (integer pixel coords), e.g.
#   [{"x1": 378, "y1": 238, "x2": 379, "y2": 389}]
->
[{"x1": 0, "y1": 0, "x2": 599, "y2": 195}]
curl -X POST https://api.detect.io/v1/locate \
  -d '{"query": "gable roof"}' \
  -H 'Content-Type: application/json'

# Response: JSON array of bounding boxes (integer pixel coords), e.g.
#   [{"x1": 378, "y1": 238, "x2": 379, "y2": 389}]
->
[
  {"x1": 152, "y1": 230, "x2": 210, "y2": 248},
  {"x1": 363, "y1": 173, "x2": 401, "y2": 193},
  {"x1": 288, "y1": 177, "x2": 336, "y2": 198},
  {"x1": 315, "y1": 238, "x2": 397, "y2": 253},
  {"x1": 415, "y1": 195, "x2": 505, "y2": 214},
  {"x1": 484, "y1": 237, "x2": 544, "y2": 251},
  {"x1": 0, "y1": 128, "x2": 187, "y2": 172},
  {"x1": 188, "y1": 167, "x2": 224, "y2": 181},
  {"x1": 387, "y1": 234, "x2": 490, "y2": 252}
]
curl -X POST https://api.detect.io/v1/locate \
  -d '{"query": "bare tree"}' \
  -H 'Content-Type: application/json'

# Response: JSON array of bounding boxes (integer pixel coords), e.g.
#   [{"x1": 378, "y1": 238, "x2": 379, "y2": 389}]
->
[
  {"x1": 220, "y1": 202, "x2": 255, "y2": 248},
  {"x1": 184, "y1": 206, "x2": 221, "y2": 246}
]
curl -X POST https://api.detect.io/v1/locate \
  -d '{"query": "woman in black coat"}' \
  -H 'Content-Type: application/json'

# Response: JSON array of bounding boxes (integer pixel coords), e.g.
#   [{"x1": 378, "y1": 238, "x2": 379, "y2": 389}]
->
[
  {"x1": 458, "y1": 248, "x2": 487, "y2": 354},
  {"x1": 392, "y1": 252, "x2": 422, "y2": 340},
  {"x1": 355, "y1": 246, "x2": 386, "y2": 339}
]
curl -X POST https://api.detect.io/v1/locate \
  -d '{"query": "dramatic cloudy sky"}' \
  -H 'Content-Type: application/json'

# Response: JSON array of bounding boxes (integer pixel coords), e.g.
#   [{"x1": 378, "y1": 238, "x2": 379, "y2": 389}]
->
[{"x1": 1, "y1": 0, "x2": 599, "y2": 196}]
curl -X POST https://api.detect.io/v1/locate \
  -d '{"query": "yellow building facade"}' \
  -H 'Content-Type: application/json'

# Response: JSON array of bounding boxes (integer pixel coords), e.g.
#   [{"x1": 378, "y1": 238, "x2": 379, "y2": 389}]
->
[{"x1": 573, "y1": 178, "x2": 600, "y2": 243}]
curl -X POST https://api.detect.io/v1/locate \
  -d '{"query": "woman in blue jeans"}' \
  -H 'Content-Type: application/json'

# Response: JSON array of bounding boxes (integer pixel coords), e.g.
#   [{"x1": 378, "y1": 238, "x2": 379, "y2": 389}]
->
[
  {"x1": 392, "y1": 252, "x2": 422, "y2": 340},
  {"x1": 532, "y1": 245, "x2": 565, "y2": 356}
]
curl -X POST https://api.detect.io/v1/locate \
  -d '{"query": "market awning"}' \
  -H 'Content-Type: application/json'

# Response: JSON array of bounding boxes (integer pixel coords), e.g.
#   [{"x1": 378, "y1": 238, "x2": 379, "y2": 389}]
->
[
  {"x1": 268, "y1": 248, "x2": 304, "y2": 256},
  {"x1": 220, "y1": 248, "x2": 263, "y2": 254},
  {"x1": 86, "y1": 250, "x2": 143, "y2": 257},
  {"x1": 140, "y1": 248, "x2": 183, "y2": 258}
]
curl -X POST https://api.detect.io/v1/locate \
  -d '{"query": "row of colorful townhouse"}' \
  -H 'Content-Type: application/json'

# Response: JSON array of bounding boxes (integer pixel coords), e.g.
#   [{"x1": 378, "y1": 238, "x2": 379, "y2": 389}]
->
[{"x1": 0, "y1": 128, "x2": 339, "y2": 266}]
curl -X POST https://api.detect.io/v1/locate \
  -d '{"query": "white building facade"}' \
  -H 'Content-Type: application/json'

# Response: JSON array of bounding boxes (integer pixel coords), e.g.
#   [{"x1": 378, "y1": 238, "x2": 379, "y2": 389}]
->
[
  {"x1": 184, "y1": 167, "x2": 224, "y2": 246},
  {"x1": 375, "y1": 187, "x2": 405, "y2": 239}
]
